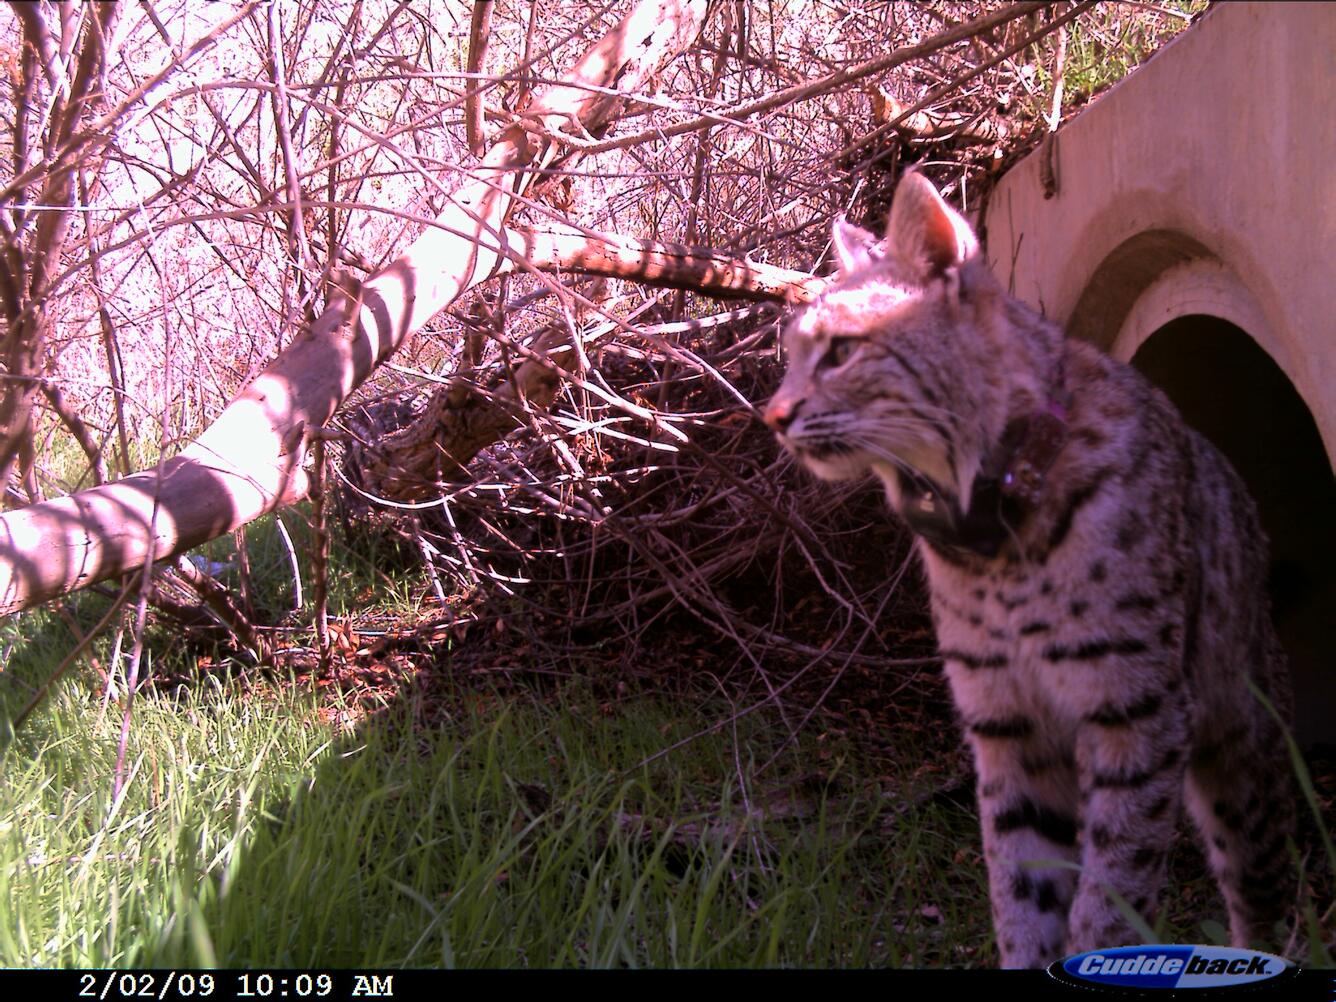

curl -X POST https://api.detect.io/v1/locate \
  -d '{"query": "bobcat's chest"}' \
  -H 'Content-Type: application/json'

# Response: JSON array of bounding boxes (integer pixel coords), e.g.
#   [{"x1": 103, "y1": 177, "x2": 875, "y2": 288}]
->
[{"x1": 919, "y1": 541, "x2": 1153, "y2": 736}]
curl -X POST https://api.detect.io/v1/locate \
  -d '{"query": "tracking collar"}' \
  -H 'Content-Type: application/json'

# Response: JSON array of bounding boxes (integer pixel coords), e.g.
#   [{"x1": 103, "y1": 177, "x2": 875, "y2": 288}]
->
[{"x1": 901, "y1": 396, "x2": 1071, "y2": 559}]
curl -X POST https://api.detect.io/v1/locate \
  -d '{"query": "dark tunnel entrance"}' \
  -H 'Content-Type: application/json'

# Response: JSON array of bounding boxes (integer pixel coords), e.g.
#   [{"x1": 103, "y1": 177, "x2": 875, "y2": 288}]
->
[{"x1": 1131, "y1": 315, "x2": 1336, "y2": 747}]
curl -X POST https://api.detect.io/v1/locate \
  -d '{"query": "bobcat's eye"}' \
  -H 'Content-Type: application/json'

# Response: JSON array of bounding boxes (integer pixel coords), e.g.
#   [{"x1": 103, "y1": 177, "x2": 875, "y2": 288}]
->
[{"x1": 820, "y1": 337, "x2": 860, "y2": 369}]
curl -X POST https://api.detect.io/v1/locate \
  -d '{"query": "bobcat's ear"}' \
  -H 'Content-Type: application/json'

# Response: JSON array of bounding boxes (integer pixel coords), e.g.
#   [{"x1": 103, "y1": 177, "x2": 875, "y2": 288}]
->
[
  {"x1": 887, "y1": 172, "x2": 979, "y2": 280},
  {"x1": 831, "y1": 217, "x2": 879, "y2": 275}
]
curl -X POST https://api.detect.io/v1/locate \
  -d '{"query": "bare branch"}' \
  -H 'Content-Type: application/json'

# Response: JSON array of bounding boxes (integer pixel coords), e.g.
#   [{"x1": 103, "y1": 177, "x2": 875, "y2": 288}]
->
[{"x1": 465, "y1": 1, "x2": 496, "y2": 156}]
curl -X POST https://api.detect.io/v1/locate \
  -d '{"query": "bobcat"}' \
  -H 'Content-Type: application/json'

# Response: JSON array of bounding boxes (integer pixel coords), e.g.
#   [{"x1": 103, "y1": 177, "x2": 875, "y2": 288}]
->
[{"x1": 764, "y1": 172, "x2": 1296, "y2": 967}]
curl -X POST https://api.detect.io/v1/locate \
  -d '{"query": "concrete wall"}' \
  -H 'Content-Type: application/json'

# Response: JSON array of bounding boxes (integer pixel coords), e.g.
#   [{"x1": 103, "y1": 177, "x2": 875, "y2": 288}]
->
[
  {"x1": 984, "y1": 1, "x2": 1335, "y2": 469},
  {"x1": 983, "y1": 3, "x2": 1335, "y2": 744}
]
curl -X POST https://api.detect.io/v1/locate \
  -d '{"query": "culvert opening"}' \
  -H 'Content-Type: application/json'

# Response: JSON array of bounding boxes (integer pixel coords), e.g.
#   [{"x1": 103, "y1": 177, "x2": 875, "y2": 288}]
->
[{"x1": 1131, "y1": 315, "x2": 1336, "y2": 748}]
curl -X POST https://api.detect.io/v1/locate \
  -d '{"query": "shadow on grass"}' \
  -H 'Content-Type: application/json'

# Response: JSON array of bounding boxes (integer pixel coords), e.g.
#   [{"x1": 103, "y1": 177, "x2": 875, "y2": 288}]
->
[{"x1": 159, "y1": 666, "x2": 985, "y2": 968}]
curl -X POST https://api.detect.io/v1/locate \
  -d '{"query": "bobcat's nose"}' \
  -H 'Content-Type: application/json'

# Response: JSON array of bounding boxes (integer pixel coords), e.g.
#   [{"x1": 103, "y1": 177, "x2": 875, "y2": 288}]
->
[{"x1": 763, "y1": 394, "x2": 801, "y2": 432}]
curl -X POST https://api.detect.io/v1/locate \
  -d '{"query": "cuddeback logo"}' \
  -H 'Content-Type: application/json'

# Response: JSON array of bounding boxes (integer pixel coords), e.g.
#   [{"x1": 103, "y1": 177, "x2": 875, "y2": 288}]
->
[{"x1": 1049, "y1": 945, "x2": 1297, "y2": 991}]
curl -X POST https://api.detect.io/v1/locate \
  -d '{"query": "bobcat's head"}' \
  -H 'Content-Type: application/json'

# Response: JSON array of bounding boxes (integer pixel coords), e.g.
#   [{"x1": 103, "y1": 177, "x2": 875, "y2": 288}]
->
[{"x1": 764, "y1": 173, "x2": 1044, "y2": 525}]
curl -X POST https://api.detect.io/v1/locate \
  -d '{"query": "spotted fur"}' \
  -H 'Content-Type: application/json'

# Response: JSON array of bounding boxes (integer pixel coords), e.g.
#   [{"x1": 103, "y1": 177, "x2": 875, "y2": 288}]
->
[{"x1": 765, "y1": 173, "x2": 1296, "y2": 968}]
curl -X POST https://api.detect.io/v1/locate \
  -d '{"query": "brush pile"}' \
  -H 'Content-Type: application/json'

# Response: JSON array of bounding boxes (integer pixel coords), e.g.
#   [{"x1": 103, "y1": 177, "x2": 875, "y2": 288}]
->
[{"x1": 322, "y1": 2, "x2": 1202, "y2": 716}]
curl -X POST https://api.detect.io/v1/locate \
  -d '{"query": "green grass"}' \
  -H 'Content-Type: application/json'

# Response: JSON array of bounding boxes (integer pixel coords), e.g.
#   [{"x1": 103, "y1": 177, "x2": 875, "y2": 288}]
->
[
  {"x1": 1070, "y1": 2, "x2": 1209, "y2": 95},
  {"x1": 0, "y1": 668, "x2": 332, "y2": 966},
  {"x1": 2, "y1": 636, "x2": 1330, "y2": 967},
  {"x1": 0, "y1": 663, "x2": 994, "y2": 968},
  {"x1": 1016, "y1": 1, "x2": 1210, "y2": 124}
]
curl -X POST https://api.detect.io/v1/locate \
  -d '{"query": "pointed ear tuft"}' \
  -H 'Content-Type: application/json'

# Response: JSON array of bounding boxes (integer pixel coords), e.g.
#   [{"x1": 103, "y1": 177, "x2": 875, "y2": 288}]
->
[
  {"x1": 886, "y1": 172, "x2": 979, "y2": 280},
  {"x1": 831, "y1": 218, "x2": 879, "y2": 275}
]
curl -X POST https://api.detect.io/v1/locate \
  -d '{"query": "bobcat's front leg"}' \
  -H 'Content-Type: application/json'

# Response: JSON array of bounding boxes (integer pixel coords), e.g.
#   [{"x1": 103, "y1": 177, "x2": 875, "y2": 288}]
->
[
  {"x1": 1066, "y1": 688, "x2": 1191, "y2": 953},
  {"x1": 967, "y1": 724, "x2": 1081, "y2": 968}
]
